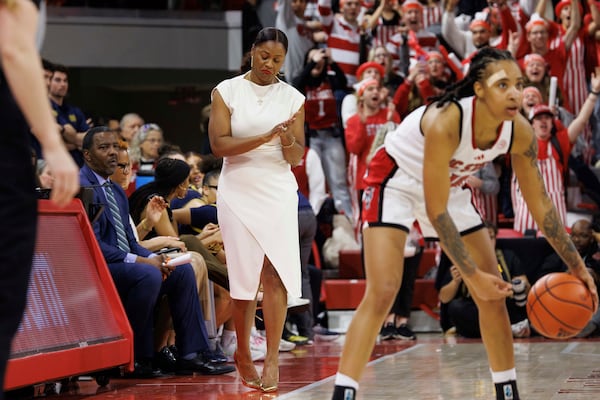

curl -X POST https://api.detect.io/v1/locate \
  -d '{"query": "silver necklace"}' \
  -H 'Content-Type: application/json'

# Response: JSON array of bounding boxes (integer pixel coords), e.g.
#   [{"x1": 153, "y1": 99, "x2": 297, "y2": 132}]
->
[
  {"x1": 247, "y1": 73, "x2": 277, "y2": 106},
  {"x1": 254, "y1": 84, "x2": 274, "y2": 106}
]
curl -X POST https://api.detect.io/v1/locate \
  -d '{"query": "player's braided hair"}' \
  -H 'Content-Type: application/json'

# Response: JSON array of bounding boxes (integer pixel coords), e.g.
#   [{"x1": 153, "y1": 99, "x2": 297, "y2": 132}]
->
[{"x1": 432, "y1": 47, "x2": 515, "y2": 108}]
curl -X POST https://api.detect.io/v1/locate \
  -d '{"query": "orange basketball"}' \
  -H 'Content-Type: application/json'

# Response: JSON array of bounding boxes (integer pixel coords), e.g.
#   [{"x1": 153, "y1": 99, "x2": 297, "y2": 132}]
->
[{"x1": 526, "y1": 273, "x2": 594, "y2": 339}]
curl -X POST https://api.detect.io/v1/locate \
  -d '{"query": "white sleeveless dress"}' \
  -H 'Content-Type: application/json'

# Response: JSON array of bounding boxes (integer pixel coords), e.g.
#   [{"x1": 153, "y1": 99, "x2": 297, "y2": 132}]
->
[{"x1": 212, "y1": 74, "x2": 305, "y2": 300}]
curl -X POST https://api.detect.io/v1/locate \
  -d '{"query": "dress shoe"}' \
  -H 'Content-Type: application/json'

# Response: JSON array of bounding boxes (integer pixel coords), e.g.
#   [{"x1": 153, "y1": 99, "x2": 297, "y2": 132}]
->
[
  {"x1": 202, "y1": 344, "x2": 228, "y2": 364},
  {"x1": 154, "y1": 346, "x2": 177, "y2": 373},
  {"x1": 168, "y1": 344, "x2": 179, "y2": 358},
  {"x1": 175, "y1": 354, "x2": 235, "y2": 375},
  {"x1": 124, "y1": 360, "x2": 165, "y2": 379}
]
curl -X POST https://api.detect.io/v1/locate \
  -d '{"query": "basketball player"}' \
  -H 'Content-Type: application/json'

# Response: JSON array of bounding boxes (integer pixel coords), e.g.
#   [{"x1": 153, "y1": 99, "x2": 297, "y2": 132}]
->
[
  {"x1": 0, "y1": 1, "x2": 79, "y2": 398},
  {"x1": 331, "y1": 48, "x2": 598, "y2": 400}
]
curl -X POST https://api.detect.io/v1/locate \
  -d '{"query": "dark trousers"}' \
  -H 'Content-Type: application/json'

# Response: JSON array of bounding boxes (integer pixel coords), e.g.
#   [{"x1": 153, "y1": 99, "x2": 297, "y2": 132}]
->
[
  {"x1": 0, "y1": 132, "x2": 37, "y2": 399},
  {"x1": 447, "y1": 297, "x2": 527, "y2": 338},
  {"x1": 308, "y1": 265, "x2": 323, "y2": 323},
  {"x1": 447, "y1": 297, "x2": 481, "y2": 338},
  {"x1": 389, "y1": 252, "x2": 420, "y2": 318},
  {"x1": 108, "y1": 262, "x2": 209, "y2": 360},
  {"x1": 288, "y1": 207, "x2": 318, "y2": 338}
]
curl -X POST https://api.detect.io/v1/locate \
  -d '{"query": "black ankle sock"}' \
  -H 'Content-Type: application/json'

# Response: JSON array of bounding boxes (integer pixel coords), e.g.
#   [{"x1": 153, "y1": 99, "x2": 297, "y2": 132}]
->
[
  {"x1": 332, "y1": 385, "x2": 356, "y2": 400},
  {"x1": 495, "y1": 380, "x2": 520, "y2": 400}
]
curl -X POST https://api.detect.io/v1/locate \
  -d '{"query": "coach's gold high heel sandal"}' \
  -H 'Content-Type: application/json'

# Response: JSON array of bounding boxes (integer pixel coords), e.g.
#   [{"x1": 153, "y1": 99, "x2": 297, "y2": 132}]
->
[
  {"x1": 260, "y1": 363, "x2": 279, "y2": 393},
  {"x1": 234, "y1": 352, "x2": 261, "y2": 390}
]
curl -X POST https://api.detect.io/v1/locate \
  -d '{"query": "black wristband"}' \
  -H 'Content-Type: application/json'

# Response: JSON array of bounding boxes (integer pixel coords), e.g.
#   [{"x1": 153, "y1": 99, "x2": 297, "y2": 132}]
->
[{"x1": 590, "y1": 90, "x2": 600, "y2": 96}]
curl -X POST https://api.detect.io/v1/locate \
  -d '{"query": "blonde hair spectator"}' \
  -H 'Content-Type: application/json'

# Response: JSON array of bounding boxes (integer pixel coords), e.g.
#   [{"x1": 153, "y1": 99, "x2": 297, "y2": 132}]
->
[{"x1": 129, "y1": 123, "x2": 163, "y2": 166}]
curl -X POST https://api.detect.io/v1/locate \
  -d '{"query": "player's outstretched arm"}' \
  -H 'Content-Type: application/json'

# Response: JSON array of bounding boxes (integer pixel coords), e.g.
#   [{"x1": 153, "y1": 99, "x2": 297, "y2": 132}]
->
[
  {"x1": 511, "y1": 115, "x2": 598, "y2": 308},
  {"x1": 0, "y1": 0, "x2": 79, "y2": 207}
]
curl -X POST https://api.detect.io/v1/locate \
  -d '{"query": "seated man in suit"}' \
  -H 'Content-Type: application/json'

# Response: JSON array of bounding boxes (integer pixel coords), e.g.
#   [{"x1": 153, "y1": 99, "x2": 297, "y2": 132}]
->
[{"x1": 79, "y1": 126, "x2": 234, "y2": 377}]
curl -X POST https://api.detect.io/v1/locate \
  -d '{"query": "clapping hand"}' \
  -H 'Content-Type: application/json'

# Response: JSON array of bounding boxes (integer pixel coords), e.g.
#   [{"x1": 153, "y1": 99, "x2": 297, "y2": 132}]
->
[
  {"x1": 262, "y1": 113, "x2": 298, "y2": 143},
  {"x1": 275, "y1": 114, "x2": 298, "y2": 135}
]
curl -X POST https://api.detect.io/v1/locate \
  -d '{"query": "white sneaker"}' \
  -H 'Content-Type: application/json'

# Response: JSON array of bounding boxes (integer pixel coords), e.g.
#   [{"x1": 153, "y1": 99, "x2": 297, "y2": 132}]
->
[
  {"x1": 511, "y1": 319, "x2": 531, "y2": 338},
  {"x1": 250, "y1": 348, "x2": 265, "y2": 361},
  {"x1": 287, "y1": 296, "x2": 310, "y2": 311},
  {"x1": 256, "y1": 329, "x2": 296, "y2": 352},
  {"x1": 279, "y1": 338, "x2": 296, "y2": 352},
  {"x1": 221, "y1": 335, "x2": 265, "y2": 362},
  {"x1": 250, "y1": 329, "x2": 268, "y2": 353}
]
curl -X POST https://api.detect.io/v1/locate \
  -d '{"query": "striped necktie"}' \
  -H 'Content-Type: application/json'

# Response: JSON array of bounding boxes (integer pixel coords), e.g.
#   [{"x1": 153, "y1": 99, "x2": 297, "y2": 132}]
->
[{"x1": 104, "y1": 181, "x2": 130, "y2": 252}]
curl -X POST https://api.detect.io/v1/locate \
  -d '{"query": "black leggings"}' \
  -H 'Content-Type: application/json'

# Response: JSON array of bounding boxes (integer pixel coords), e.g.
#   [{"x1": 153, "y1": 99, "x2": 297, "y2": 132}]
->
[{"x1": 0, "y1": 132, "x2": 37, "y2": 398}]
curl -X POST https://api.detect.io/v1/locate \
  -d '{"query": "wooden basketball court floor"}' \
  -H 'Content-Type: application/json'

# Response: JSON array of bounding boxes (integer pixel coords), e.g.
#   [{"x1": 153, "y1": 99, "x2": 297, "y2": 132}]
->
[{"x1": 21, "y1": 333, "x2": 600, "y2": 400}]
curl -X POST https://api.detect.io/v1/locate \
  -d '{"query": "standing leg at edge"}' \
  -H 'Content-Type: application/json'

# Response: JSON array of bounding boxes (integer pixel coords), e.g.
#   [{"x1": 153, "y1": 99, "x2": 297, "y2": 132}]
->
[
  {"x1": 260, "y1": 258, "x2": 288, "y2": 391},
  {"x1": 333, "y1": 226, "x2": 407, "y2": 399},
  {"x1": 462, "y1": 229, "x2": 520, "y2": 400},
  {"x1": 232, "y1": 296, "x2": 259, "y2": 384}
]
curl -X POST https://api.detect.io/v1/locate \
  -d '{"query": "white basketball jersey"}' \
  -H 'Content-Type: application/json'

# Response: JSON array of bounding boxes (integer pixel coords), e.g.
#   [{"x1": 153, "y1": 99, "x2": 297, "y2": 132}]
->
[{"x1": 384, "y1": 96, "x2": 514, "y2": 186}]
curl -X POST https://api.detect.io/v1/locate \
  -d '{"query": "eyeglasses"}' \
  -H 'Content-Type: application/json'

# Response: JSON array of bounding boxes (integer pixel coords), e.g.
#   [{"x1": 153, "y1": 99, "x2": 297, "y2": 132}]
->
[
  {"x1": 117, "y1": 163, "x2": 131, "y2": 172},
  {"x1": 206, "y1": 185, "x2": 218, "y2": 190}
]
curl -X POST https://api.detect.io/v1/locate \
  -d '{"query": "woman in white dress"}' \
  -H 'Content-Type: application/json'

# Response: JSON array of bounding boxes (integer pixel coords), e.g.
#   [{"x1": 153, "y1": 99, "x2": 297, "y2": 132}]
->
[{"x1": 208, "y1": 27, "x2": 305, "y2": 393}]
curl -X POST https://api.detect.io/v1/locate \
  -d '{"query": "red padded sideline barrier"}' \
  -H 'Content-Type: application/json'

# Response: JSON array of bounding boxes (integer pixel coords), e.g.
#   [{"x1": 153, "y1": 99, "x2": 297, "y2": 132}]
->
[
  {"x1": 338, "y1": 248, "x2": 438, "y2": 280},
  {"x1": 324, "y1": 278, "x2": 439, "y2": 318},
  {"x1": 4, "y1": 199, "x2": 134, "y2": 391},
  {"x1": 324, "y1": 279, "x2": 366, "y2": 310},
  {"x1": 338, "y1": 250, "x2": 364, "y2": 279}
]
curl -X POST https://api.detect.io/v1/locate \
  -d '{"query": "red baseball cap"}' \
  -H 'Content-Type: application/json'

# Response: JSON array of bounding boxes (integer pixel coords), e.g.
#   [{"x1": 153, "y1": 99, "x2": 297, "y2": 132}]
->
[{"x1": 529, "y1": 104, "x2": 554, "y2": 121}]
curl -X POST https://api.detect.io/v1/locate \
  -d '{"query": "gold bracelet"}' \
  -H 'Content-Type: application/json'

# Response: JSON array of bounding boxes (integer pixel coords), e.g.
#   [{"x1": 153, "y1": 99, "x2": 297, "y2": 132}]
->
[
  {"x1": 141, "y1": 219, "x2": 150, "y2": 231},
  {"x1": 281, "y1": 135, "x2": 296, "y2": 149}
]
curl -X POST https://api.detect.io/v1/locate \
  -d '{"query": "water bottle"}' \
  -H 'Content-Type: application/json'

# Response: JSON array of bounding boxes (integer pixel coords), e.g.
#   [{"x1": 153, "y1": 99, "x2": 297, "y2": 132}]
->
[{"x1": 512, "y1": 278, "x2": 527, "y2": 307}]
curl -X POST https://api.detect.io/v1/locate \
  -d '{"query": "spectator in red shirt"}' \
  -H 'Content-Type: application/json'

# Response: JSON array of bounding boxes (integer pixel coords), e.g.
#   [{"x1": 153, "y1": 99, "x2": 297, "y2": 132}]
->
[
  {"x1": 393, "y1": 51, "x2": 450, "y2": 118},
  {"x1": 513, "y1": 68, "x2": 600, "y2": 233},
  {"x1": 345, "y1": 78, "x2": 400, "y2": 227}
]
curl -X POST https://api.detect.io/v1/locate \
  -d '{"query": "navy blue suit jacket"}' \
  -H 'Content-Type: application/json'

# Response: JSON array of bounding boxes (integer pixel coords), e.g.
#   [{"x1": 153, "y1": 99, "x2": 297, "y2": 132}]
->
[{"x1": 80, "y1": 164, "x2": 152, "y2": 263}]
